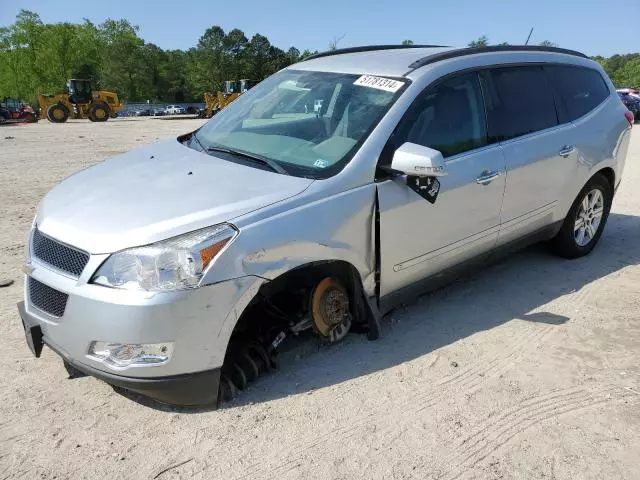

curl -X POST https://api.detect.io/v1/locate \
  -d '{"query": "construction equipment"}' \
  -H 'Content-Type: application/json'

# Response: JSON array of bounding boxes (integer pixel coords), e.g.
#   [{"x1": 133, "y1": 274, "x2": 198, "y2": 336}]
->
[
  {"x1": 37, "y1": 79, "x2": 123, "y2": 123},
  {"x1": 199, "y1": 79, "x2": 258, "y2": 118},
  {"x1": 0, "y1": 98, "x2": 38, "y2": 124}
]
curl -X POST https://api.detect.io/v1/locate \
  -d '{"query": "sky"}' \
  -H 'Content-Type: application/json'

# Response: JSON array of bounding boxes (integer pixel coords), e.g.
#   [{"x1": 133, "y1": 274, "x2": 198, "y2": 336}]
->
[{"x1": 0, "y1": 0, "x2": 637, "y2": 58}]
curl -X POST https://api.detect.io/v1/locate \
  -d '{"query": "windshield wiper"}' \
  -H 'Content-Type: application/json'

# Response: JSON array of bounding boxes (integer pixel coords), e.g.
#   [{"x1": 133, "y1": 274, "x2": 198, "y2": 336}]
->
[
  {"x1": 191, "y1": 130, "x2": 206, "y2": 151},
  {"x1": 206, "y1": 145, "x2": 290, "y2": 175}
]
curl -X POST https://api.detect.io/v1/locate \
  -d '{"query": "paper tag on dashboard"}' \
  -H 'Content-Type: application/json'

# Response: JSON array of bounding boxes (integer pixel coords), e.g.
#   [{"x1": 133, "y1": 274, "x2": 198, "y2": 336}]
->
[
  {"x1": 353, "y1": 75, "x2": 404, "y2": 93},
  {"x1": 314, "y1": 159, "x2": 329, "y2": 168}
]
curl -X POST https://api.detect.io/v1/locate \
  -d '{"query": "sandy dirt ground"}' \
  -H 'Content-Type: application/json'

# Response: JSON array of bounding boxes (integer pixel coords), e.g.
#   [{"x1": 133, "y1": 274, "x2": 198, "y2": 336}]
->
[{"x1": 1, "y1": 118, "x2": 639, "y2": 480}]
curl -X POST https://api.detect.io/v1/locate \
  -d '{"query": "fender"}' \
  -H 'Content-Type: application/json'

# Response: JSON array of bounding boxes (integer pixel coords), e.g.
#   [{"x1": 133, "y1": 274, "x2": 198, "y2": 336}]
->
[{"x1": 203, "y1": 183, "x2": 380, "y2": 298}]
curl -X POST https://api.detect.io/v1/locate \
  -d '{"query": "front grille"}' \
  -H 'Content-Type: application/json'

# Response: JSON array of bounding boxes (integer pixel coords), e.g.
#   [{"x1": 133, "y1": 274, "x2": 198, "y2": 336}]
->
[
  {"x1": 28, "y1": 277, "x2": 68, "y2": 317},
  {"x1": 31, "y1": 227, "x2": 89, "y2": 277}
]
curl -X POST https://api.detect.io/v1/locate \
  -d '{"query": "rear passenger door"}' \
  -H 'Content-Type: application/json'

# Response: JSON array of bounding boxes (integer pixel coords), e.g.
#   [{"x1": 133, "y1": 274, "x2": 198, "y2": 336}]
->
[{"x1": 480, "y1": 66, "x2": 579, "y2": 245}]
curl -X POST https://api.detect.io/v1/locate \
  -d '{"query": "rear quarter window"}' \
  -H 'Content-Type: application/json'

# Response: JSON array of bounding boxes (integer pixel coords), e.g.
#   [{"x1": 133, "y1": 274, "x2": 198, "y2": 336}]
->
[{"x1": 544, "y1": 65, "x2": 610, "y2": 122}]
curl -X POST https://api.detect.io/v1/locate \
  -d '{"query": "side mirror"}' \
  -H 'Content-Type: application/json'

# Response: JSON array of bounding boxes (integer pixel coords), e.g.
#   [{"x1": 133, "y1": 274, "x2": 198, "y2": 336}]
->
[{"x1": 389, "y1": 142, "x2": 447, "y2": 177}]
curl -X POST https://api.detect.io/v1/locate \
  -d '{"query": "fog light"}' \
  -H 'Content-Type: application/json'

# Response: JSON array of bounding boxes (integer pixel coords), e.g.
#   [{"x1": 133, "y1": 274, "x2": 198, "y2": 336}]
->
[{"x1": 88, "y1": 341, "x2": 174, "y2": 368}]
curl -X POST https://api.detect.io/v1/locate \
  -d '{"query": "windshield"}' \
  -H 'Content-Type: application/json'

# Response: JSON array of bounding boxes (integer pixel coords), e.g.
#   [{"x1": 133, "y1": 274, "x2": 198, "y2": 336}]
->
[{"x1": 192, "y1": 69, "x2": 407, "y2": 178}]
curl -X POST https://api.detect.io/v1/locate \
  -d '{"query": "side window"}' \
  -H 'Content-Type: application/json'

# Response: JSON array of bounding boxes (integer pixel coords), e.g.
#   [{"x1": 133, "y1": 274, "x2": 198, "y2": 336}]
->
[
  {"x1": 481, "y1": 66, "x2": 558, "y2": 141},
  {"x1": 397, "y1": 72, "x2": 487, "y2": 158},
  {"x1": 544, "y1": 65, "x2": 610, "y2": 122}
]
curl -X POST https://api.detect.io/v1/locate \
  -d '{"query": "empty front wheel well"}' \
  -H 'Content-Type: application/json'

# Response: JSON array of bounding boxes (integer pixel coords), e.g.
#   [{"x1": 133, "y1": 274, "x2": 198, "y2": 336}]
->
[{"x1": 227, "y1": 261, "x2": 371, "y2": 346}]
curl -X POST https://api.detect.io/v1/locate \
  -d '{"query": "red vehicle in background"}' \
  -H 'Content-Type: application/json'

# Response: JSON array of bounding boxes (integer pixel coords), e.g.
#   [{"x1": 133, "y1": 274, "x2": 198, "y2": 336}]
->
[
  {"x1": 617, "y1": 89, "x2": 640, "y2": 123},
  {"x1": 0, "y1": 98, "x2": 38, "y2": 124}
]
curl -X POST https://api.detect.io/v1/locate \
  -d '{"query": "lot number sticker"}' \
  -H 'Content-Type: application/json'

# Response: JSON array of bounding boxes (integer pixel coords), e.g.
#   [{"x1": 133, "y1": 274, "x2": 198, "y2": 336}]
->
[{"x1": 353, "y1": 75, "x2": 404, "y2": 93}]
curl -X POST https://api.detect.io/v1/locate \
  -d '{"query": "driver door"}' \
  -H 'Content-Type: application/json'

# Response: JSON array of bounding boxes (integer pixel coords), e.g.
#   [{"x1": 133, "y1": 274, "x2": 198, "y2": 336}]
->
[{"x1": 377, "y1": 71, "x2": 507, "y2": 298}]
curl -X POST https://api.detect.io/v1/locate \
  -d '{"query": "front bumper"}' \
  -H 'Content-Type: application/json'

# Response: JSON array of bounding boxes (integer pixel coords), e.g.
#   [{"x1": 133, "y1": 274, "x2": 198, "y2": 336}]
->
[
  {"x1": 19, "y1": 262, "x2": 264, "y2": 405},
  {"x1": 19, "y1": 303, "x2": 221, "y2": 405}
]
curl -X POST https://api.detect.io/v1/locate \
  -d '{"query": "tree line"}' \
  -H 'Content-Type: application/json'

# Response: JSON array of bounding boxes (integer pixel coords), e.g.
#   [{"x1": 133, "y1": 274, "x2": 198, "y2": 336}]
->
[
  {"x1": 0, "y1": 10, "x2": 313, "y2": 104},
  {"x1": 1, "y1": 11, "x2": 638, "y2": 107}
]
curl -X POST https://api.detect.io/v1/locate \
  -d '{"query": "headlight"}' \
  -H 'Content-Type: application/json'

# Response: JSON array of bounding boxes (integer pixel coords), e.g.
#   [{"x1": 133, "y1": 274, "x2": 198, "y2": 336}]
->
[{"x1": 92, "y1": 224, "x2": 237, "y2": 291}]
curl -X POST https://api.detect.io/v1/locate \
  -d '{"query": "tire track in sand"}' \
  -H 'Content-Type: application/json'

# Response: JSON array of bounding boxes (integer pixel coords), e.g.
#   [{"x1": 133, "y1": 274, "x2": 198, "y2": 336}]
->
[
  {"x1": 421, "y1": 386, "x2": 637, "y2": 480},
  {"x1": 235, "y1": 322, "x2": 556, "y2": 480}
]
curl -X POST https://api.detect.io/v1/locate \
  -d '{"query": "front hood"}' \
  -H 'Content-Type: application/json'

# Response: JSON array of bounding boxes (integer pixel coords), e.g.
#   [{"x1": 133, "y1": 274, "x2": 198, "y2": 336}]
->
[{"x1": 37, "y1": 139, "x2": 313, "y2": 253}]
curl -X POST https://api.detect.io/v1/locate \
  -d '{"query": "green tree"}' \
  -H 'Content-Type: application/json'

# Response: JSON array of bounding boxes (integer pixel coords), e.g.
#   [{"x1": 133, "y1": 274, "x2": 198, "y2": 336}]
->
[
  {"x1": 73, "y1": 20, "x2": 104, "y2": 86},
  {"x1": 299, "y1": 49, "x2": 317, "y2": 61},
  {"x1": 164, "y1": 50, "x2": 190, "y2": 102},
  {"x1": 247, "y1": 33, "x2": 272, "y2": 79},
  {"x1": 610, "y1": 59, "x2": 640, "y2": 88},
  {"x1": 194, "y1": 25, "x2": 227, "y2": 92},
  {"x1": 468, "y1": 35, "x2": 489, "y2": 48},
  {"x1": 0, "y1": 10, "x2": 45, "y2": 101},
  {"x1": 139, "y1": 43, "x2": 168, "y2": 101},
  {"x1": 287, "y1": 47, "x2": 301, "y2": 63},
  {"x1": 597, "y1": 54, "x2": 640, "y2": 87},
  {"x1": 224, "y1": 28, "x2": 248, "y2": 79},
  {"x1": 99, "y1": 19, "x2": 145, "y2": 101},
  {"x1": 402, "y1": 39, "x2": 414, "y2": 45}
]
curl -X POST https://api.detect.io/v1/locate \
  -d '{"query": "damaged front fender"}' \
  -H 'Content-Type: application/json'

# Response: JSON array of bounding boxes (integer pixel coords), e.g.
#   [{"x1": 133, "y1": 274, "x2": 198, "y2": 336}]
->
[{"x1": 202, "y1": 183, "x2": 378, "y2": 298}]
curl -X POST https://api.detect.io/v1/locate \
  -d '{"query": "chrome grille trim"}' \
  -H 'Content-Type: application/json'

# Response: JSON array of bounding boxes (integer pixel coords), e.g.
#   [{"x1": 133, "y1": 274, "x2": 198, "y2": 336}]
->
[
  {"x1": 31, "y1": 227, "x2": 89, "y2": 277},
  {"x1": 28, "y1": 277, "x2": 68, "y2": 318}
]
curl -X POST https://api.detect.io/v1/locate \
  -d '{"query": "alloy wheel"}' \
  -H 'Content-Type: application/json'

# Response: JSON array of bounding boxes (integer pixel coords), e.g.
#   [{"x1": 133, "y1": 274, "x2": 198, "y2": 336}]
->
[{"x1": 574, "y1": 188, "x2": 604, "y2": 247}]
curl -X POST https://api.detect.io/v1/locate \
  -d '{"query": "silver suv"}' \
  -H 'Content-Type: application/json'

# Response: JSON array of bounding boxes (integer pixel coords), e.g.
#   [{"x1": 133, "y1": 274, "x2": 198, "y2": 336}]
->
[{"x1": 18, "y1": 45, "x2": 632, "y2": 407}]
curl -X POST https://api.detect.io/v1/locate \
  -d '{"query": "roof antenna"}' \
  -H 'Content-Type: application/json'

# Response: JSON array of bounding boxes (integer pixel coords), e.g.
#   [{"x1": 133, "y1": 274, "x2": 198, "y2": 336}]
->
[{"x1": 524, "y1": 27, "x2": 534, "y2": 46}]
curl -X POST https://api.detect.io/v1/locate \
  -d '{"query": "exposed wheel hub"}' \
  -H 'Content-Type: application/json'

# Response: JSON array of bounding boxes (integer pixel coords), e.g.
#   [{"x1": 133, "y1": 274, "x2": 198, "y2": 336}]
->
[
  {"x1": 311, "y1": 277, "x2": 352, "y2": 342},
  {"x1": 322, "y1": 289, "x2": 349, "y2": 326}
]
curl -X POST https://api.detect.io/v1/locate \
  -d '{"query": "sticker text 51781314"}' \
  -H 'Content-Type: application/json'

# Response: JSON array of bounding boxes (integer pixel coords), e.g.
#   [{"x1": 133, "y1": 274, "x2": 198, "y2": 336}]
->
[{"x1": 353, "y1": 75, "x2": 405, "y2": 93}]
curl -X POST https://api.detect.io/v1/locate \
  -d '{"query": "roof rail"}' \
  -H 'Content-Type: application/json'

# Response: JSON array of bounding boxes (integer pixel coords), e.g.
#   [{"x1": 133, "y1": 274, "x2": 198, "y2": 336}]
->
[
  {"x1": 304, "y1": 44, "x2": 450, "y2": 61},
  {"x1": 407, "y1": 45, "x2": 589, "y2": 71}
]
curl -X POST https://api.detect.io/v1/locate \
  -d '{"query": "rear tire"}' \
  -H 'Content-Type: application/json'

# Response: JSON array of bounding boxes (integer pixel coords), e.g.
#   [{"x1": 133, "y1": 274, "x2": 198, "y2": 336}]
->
[
  {"x1": 548, "y1": 173, "x2": 612, "y2": 259},
  {"x1": 47, "y1": 104, "x2": 69, "y2": 123},
  {"x1": 88, "y1": 103, "x2": 110, "y2": 122}
]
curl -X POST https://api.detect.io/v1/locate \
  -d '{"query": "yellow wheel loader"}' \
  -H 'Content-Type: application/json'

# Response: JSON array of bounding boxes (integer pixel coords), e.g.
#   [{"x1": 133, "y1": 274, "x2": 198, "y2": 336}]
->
[
  {"x1": 200, "y1": 79, "x2": 257, "y2": 118},
  {"x1": 37, "y1": 79, "x2": 123, "y2": 123}
]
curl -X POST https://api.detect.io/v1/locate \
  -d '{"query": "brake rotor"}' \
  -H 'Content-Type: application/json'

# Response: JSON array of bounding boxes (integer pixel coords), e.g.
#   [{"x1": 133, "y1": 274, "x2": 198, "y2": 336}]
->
[{"x1": 310, "y1": 277, "x2": 352, "y2": 342}]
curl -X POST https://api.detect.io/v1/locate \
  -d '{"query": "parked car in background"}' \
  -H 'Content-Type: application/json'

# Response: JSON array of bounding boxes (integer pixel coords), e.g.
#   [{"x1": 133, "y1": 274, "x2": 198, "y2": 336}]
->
[
  {"x1": 164, "y1": 105, "x2": 185, "y2": 115},
  {"x1": 618, "y1": 92, "x2": 640, "y2": 122},
  {"x1": 18, "y1": 45, "x2": 632, "y2": 407},
  {"x1": 152, "y1": 108, "x2": 166, "y2": 116},
  {"x1": 134, "y1": 108, "x2": 153, "y2": 117}
]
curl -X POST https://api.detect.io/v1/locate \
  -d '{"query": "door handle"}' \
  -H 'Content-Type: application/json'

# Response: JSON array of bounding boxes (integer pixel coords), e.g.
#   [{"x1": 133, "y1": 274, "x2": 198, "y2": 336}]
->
[
  {"x1": 476, "y1": 170, "x2": 501, "y2": 185},
  {"x1": 559, "y1": 145, "x2": 576, "y2": 158}
]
